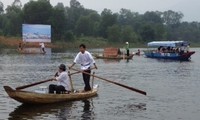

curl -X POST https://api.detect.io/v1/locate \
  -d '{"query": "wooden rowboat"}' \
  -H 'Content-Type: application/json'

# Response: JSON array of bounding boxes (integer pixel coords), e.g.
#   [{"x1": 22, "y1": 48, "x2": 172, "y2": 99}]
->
[
  {"x1": 94, "y1": 47, "x2": 133, "y2": 59},
  {"x1": 17, "y1": 48, "x2": 45, "y2": 54},
  {"x1": 4, "y1": 85, "x2": 98, "y2": 104},
  {"x1": 94, "y1": 54, "x2": 134, "y2": 59},
  {"x1": 18, "y1": 51, "x2": 45, "y2": 54}
]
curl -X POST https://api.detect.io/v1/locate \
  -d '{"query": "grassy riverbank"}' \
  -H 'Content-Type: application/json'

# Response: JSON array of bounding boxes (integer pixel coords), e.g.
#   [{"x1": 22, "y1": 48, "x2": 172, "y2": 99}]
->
[
  {"x1": 1, "y1": 36, "x2": 199, "y2": 50},
  {"x1": 53, "y1": 37, "x2": 145, "y2": 49},
  {"x1": 0, "y1": 36, "x2": 145, "y2": 49},
  {"x1": 0, "y1": 36, "x2": 58, "y2": 49}
]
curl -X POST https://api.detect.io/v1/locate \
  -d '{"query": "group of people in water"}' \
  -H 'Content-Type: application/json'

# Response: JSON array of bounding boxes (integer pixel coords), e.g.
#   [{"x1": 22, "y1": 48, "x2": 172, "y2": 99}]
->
[{"x1": 49, "y1": 44, "x2": 98, "y2": 94}]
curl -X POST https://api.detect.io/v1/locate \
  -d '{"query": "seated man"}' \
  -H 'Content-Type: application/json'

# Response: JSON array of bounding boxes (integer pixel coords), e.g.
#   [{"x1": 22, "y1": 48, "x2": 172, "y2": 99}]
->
[
  {"x1": 135, "y1": 49, "x2": 140, "y2": 55},
  {"x1": 49, "y1": 64, "x2": 71, "y2": 94}
]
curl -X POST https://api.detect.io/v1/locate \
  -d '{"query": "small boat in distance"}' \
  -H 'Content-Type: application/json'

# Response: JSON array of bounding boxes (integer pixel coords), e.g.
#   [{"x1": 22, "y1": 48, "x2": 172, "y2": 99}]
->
[
  {"x1": 94, "y1": 47, "x2": 134, "y2": 59},
  {"x1": 4, "y1": 85, "x2": 98, "y2": 104},
  {"x1": 144, "y1": 41, "x2": 195, "y2": 61},
  {"x1": 18, "y1": 48, "x2": 45, "y2": 54}
]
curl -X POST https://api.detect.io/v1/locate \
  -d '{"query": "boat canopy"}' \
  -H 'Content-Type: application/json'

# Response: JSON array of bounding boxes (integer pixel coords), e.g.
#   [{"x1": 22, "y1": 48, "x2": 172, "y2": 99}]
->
[{"x1": 147, "y1": 41, "x2": 189, "y2": 47}]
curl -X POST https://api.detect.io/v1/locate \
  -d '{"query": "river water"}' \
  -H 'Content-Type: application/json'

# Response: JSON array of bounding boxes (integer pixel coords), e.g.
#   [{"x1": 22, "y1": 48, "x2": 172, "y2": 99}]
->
[{"x1": 0, "y1": 48, "x2": 200, "y2": 120}]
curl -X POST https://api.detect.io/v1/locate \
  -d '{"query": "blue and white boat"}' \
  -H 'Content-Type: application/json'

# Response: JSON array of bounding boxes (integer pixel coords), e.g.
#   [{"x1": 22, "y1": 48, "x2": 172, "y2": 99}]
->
[{"x1": 144, "y1": 41, "x2": 195, "y2": 61}]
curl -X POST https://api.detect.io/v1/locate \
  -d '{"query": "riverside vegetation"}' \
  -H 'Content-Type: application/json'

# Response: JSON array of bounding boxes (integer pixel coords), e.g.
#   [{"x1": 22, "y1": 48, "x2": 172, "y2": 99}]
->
[{"x1": 0, "y1": 0, "x2": 200, "y2": 48}]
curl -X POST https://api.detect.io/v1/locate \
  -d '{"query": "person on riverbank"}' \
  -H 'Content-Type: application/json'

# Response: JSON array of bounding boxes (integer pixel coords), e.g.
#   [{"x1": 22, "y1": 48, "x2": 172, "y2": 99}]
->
[
  {"x1": 49, "y1": 64, "x2": 71, "y2": 94},
  {"x1": 69, "y1": 44, "x2": 97, "y2": 91}
]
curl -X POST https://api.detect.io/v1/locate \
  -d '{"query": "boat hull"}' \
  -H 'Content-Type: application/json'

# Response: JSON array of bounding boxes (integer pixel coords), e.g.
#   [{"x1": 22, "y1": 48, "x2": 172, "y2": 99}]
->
[
  {"x1": 144, "y1": 51, "x2": 195, "y2": 61},
  {"x1": 4, "y1": 86, "x2": 98, "y2": 104},
  {"x1": 18, "y1": 50, "x2": 45, "y2": 54}
]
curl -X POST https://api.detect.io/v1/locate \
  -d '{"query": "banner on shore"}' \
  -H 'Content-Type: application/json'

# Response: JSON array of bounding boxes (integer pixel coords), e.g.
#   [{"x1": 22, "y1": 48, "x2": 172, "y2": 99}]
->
[{"x1": 22, "y1": 24, "x2": 51, "y2": 43}]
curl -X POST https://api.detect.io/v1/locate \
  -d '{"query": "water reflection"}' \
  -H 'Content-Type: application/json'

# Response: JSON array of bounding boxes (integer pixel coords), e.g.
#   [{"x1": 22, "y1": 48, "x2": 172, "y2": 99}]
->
[
  {"x1": 102, "y1": 59, "x2": 120, "y2": 64},
  {"x1": 100, "y1": 59, "x2": 132, "y2": 64},
  {"x1": 81, "y1": 99, "x2": 95, "y2": 120},
  {"x1": 8, "y1": 99, "x2": 96, "y2": 120},
  {"x1": 154, "y1": 58, "x2": 191, "y2": 63},
  {"x1": 8, "y1": 102, "x2": 73, "y2": 120}
]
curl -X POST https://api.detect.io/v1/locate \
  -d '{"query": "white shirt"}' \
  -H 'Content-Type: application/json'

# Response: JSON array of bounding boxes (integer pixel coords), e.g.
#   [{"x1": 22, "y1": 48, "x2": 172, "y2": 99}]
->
[
  {"x1": 74, "y1": 51, "x2": 95, "y2": 70},
  {"x1": 56, "y1": 71, "x2": 71, "y2": 91},
  {"x1": 40, "y1": 43, "x2": 45, "y2": 48},
  {"x1": 186, "y1": 45, "x2": 190, "y2": 52}
]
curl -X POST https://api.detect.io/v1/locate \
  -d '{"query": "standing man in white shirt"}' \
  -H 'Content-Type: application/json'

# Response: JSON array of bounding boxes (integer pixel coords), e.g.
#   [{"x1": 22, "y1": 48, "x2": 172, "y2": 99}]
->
[
  {"x1": 69, "y1": 44, "x2": 97, "y2": 91},
  {"x1": 49, "y1": 64, "x2": 71, "y2": 94},
  {"x1": 40, "y1": 42, "x2": 46, "y2": 54}
]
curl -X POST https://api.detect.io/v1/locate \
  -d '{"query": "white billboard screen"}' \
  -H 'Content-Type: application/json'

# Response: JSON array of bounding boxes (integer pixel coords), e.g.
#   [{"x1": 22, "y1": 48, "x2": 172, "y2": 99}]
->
[{"x1": 22, "y1": 24, "x2": 51, "y2": 42}]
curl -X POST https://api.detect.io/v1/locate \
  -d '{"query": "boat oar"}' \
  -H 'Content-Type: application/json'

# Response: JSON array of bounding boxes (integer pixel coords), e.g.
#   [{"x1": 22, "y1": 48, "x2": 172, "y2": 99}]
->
[
  {"x1": 69, "y1": 71, "x2": 81, "y2": 76},
  {"x1": 16, "y1": 78, "x2": 54, "y2": 90},
  {"x1": 69, "y1": 67, "x2": 96, "y2": 76},
  {"x1": 70, "y1": 68, "x2": 147, "y2": 96},
  {"x1": 68, "y1": 71, "x2": 74, "y2": 92}
]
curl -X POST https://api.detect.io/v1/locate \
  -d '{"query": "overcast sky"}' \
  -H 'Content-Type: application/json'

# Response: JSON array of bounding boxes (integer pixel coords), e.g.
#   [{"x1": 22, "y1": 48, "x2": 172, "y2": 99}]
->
[{"x1": 1, "y1": 0, "x2": 200, "y2": 22}]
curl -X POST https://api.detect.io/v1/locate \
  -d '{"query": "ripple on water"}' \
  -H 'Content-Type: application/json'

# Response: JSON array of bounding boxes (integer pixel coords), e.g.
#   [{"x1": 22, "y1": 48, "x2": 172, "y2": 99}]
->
[{"x1": 1, "y1": 48, "x2": 200, "y2": 120}]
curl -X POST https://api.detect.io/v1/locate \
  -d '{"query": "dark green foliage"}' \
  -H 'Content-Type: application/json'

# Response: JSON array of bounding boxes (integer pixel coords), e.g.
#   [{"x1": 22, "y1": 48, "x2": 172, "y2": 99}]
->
[
  {"x1": 99, "y1": 9, "x2": 117, "y2": 38},
  {"x1": 23, "y1": 0, "x2": 52, "y2": 24},
  {"x1": 63, "y1": 30, "x2": 74, "y2": 41},
  {"x1": 0, "y1": 1, "x2": 3, "y2": 14},
  {"x1": 50, "y1": 3, "x2": 66, "y2": 40},
  {"x1": 3, "y1": 5, "x2": 23, "y2": 36},
  {"x1": 0, "y1": 0, "x2": 200, "y2": 45}
]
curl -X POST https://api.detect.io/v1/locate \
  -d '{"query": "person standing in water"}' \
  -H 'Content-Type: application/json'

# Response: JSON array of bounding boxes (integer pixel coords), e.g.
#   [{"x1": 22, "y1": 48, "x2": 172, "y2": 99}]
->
[
  {"x1": 125, "y1": 42, "x2": 129, "y2": 56},
  {"x1": 40, "y1": 42, "x2": 46, "y2": 54},
  {"x1": 69, "y1": 44, "x2": 97, "y2": 91}
]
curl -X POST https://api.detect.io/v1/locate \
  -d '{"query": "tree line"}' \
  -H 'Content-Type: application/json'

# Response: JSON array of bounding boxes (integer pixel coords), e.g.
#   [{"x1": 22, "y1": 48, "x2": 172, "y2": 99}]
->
[{"x1": 0, "y1": 0, "x2": 200, "y2": 45}]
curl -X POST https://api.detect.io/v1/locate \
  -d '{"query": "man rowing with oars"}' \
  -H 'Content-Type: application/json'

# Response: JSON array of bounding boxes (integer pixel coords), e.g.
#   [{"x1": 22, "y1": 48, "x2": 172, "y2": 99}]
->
[
  {"x1": 69, "y1": 44, "x2": 98, "y2": 92},
  {"x1": 49, "y1": 64, "x2": 71, "y2": 94}
]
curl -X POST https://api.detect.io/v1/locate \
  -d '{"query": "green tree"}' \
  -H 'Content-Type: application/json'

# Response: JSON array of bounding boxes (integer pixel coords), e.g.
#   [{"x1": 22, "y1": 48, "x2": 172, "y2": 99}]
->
[
  {"x1": 75, "y1": 11, "x2": 100, "y2": 37},
  {"x1": 139, "y1": 24, "x2": 155, "y2": 41},
  {"x1": 87, "y1": 12, "x2": 100, "y2": 36},
  {"x1": 154, "y1": 24, "x2": 166, "y2": 40},
  {"x1": 107, "y1": 24, "x2": 121, "y2": 42},
  {"x1": 167, "y1": 22, "x2": 200, "y2": 42},
  {"x1": 143, "y1": 11, "x2": 163, "y2": 24},
  {"x1": 118, "y1": 8, "x2": 138, "y2": 26},
  {"x1": 99, "y1": 9, "x2": 117, "y2": 38},
  {"x1": 162, "y1": 10, "x2": 184, "y2": 25},
  {"x1": 50, "y1": 3, "x2": 66, "y2": 40},
  {"x1": 66, "y1": 0, "x2": 84, "y2": 31},
  {"x1": 12, "y1": 0, "x2": 22, "y2": 8},
  {"x1": 0, "y1": 1, "x2": 3, "y2": 14},
  {"x1": 3, "y1": 5, "x2": 23, "y2": 36},
  {"x1": 0, "y1": 1, "x2": 4, "y2": 35},
  {"x1": 121, "y1": 26, "x2": 138, "y2": 43},
  {"x1": 63, "y1": 30, "x2": 74, "y2": 41},
  {"x1": 75, "y1": 16, "x2": 90, "y2": 36},
  {"x1": 23, "y1": 0, "x2": 52, "y2": 24}
]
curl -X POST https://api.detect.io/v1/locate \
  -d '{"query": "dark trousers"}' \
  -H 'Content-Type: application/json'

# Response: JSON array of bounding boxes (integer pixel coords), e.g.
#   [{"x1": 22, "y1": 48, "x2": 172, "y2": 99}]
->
[
  {"x1": 42, "y1": 48, "x2": 46, "y2": 53},
  {"x1": 180, "y1": 50, "x2": 184, "y2": 55},
  {"x1": 49, "y1": 84, "x2": 66, "y2": 94},
  {"x1": 82, "y1": 69, "x2": 91, "y2": 91},
  {"x1": 127, "y1": 49, "x2": 129, "y2": 56}
]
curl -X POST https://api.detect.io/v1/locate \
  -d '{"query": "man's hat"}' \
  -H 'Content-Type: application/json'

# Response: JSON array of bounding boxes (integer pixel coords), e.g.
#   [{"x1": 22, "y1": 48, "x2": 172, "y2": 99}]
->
[{"x1": 59, "y1": 64, "x2": 66, "y2": 71}]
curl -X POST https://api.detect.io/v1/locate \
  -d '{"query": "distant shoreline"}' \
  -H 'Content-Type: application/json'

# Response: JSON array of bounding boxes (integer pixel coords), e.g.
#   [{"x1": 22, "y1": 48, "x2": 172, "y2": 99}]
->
[{"x1": 0, "y1": 36, "x2": 199, "y2": 50}]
